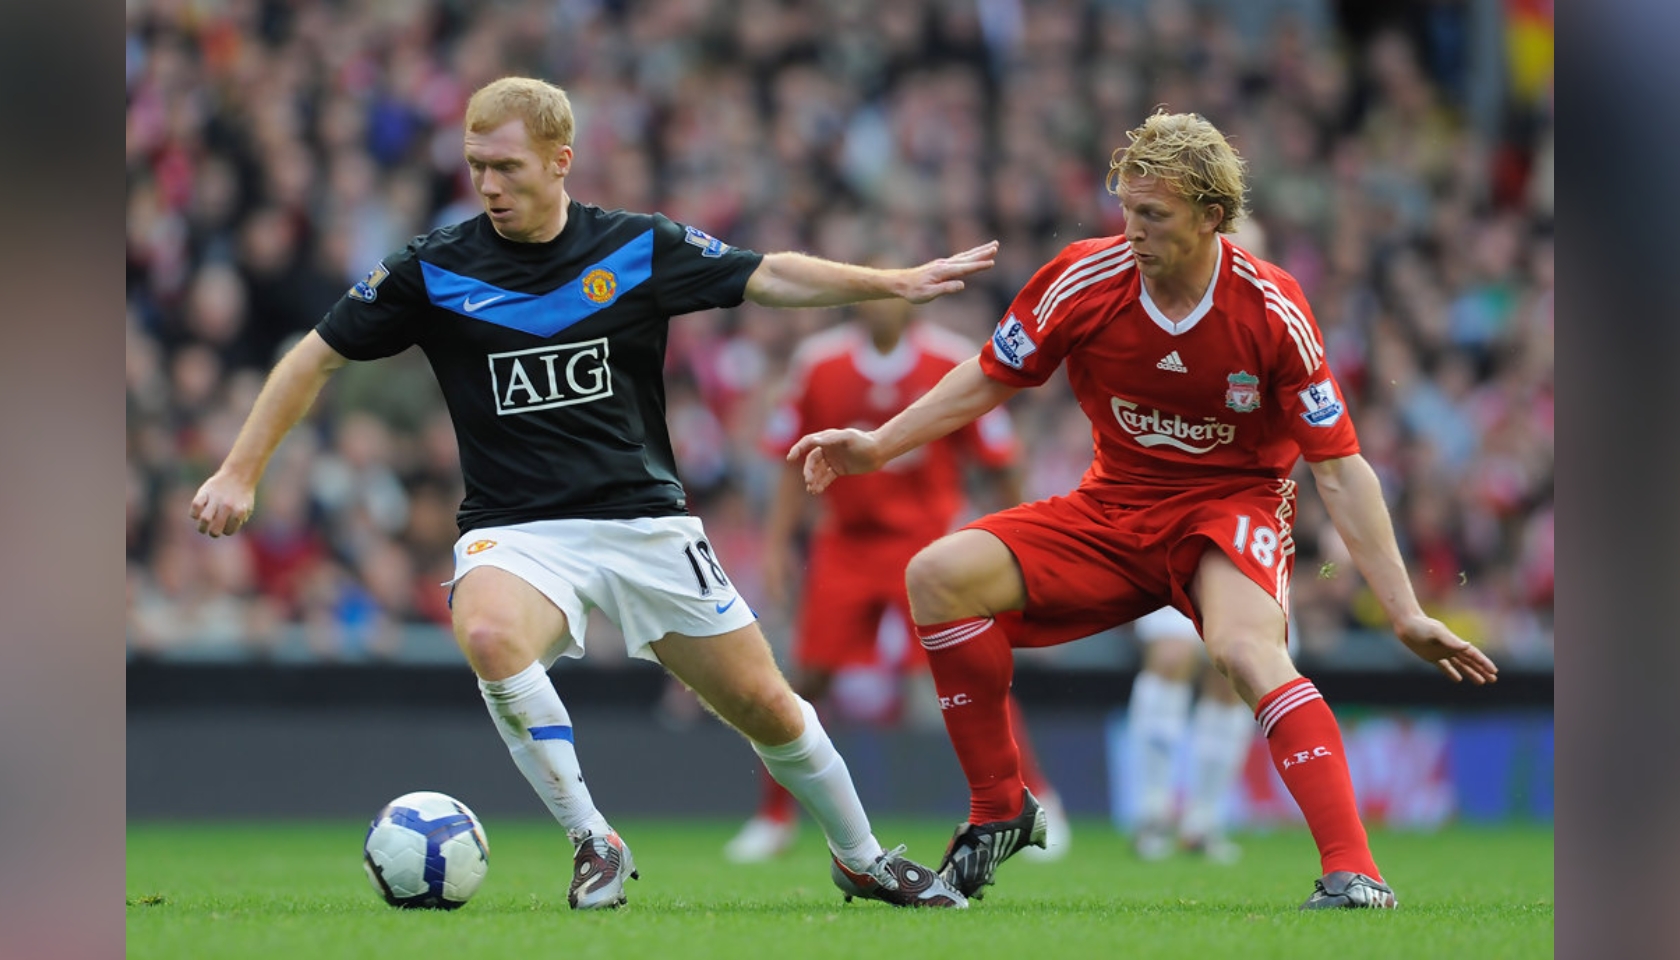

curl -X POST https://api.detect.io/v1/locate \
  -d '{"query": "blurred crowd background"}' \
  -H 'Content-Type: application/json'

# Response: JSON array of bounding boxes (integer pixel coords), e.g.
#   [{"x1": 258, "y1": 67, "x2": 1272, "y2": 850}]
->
[{"x1": 125, "y1": 0, "x2": 1554, "y2": 673}]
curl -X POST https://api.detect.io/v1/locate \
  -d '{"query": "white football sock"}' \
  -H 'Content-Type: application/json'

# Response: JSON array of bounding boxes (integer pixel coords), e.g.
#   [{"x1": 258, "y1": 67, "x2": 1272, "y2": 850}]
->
[
  {"x1": 1127, "y1": 672, "x2": 1192, "y2": 826},
  {"x1": 1180, "y1": 698, "x2": 1256, "y2": 839},
  {"x1": 751, "y1": 697, "x2": 883, "y2": 870},
  {"x1": 479, "y1": 661, "x2": 608, "y2": 837}
]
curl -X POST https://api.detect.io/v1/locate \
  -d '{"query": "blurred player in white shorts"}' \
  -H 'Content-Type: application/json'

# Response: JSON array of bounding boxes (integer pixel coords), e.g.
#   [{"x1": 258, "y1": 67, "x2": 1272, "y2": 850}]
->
[{"x1": 1125, "y1": 606, "x2": 1271, "y2": 863}]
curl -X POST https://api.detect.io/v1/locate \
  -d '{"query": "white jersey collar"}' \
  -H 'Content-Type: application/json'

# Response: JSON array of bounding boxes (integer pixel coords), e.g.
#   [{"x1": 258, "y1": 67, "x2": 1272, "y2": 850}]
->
[{"x1": 1137, "y1": 236, "x2": 1223, "y2": 336}]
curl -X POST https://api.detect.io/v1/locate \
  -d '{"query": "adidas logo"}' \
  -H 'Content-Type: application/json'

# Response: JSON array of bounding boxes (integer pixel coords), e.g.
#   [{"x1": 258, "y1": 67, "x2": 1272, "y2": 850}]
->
[
  {"x1": 970, "y1": 827, "x2": 1022, "y2": 865},
  {"x1": 1156, "y1": 350, "x2": 1188, "y2": 373}
]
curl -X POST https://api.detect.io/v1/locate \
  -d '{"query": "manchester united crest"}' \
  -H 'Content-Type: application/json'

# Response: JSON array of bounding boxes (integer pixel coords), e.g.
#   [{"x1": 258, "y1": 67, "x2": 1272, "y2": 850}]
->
[
  {"x1": 1225, "y1": 371, "x2": 1261, "y2": 412},
  {"x1": 580, "y1": 267, "x2": 619, "y2": 305}
]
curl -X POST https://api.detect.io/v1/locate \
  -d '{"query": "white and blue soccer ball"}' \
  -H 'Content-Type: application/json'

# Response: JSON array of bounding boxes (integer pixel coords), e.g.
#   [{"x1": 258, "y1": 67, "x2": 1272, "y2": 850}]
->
[{"x1": 362, "y1": 790, "x2": 490, "y2": 909}]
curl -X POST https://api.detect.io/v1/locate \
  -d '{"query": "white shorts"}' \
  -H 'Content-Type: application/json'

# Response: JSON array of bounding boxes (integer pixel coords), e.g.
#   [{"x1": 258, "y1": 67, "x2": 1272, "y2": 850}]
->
[
  {"x1": 1132, "y1": 605, "x2": 1300, "y2": 654},
  {"x1": 1134, "y1": 606, "x2": 1199, "y2": 644},
  {"x1": 447, "y1": 516, "x2": 758, "y2": 664}
]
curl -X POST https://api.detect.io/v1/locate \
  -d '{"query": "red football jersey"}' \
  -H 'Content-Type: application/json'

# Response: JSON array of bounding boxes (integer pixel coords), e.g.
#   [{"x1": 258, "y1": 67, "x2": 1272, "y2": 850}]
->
[
  {"x1": 979, "y1": 234, "x2": 1359, "y2": 492},
  {"x1": 766, "y1": 322, "x2": 1017, "y2": 540}
]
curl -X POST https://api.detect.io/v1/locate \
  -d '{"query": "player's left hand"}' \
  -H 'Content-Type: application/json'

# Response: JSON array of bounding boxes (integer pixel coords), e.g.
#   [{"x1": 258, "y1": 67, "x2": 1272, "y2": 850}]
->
[
  {"x1": 1394, "y1": 614, "x2": 1499, "y2": 684},
  {"x1": 899, "y1": 241, "x2": 999, "y2": 303}
]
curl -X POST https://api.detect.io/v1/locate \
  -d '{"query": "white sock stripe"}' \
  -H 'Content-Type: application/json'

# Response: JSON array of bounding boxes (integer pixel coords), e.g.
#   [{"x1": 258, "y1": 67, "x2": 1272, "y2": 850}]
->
[
  {"x1": 919, "y1": 618, "x2": 993, "y2": 642},
  {"x1": 1032, "y1": 245, "x2": 1132, "y2": 323},
  {"x1": 1260, "y1": 691, "x2": 1320, "y2": 738},
  {"x1": 917, "y1": 621, "x2": 990, "y2": 645},
  {"x1": 919, "y1": 630, "x2": 985, "y2": 651},
  {"x1": 1258, "y1": 684, "x2": 1319, "y2": 727},
  {"x1": 1258, "y1": 684, "x2": 1322, "y2": 736},
  {"x1": 917, "y1": 618, "x2": 994, "y2": 651}
]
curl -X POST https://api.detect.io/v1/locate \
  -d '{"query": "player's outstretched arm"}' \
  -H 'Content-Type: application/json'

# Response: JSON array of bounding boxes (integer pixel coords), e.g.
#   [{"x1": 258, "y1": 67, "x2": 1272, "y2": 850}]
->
[
  {"x1": 789, "y1": 357, "x2": 1019, "y2": 493},
  {"x1": 1308, "y1": 454, "x2": 1499, "y2": 684},
  {"x1": 190, "y1": 331, "x2": 349, "y2": 538},
  {"x1": 744, "y1": 241, "x2": 999, "y2": 308}
]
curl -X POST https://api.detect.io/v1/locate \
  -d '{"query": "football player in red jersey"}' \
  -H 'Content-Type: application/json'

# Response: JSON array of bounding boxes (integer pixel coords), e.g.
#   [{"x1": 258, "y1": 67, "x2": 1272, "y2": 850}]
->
[
  {"x1": 726, "y1": 289, "x2": 1069, "y2": 863},
  {"x1": 790, "y1": 111, "x2": 1498, "y2": 909}
]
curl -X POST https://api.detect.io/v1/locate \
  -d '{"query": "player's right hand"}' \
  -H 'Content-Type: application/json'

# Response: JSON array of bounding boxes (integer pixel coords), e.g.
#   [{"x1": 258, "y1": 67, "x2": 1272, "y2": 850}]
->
[
  {"x1": 190, "y1": 473, "x2": 256, "y2": 538},
  {"x1": 787, "y1": 428, "x2": 884, "y2": 494},
  {"x1": 899, "y1": 241, "x2": 999, "y2": 304}
]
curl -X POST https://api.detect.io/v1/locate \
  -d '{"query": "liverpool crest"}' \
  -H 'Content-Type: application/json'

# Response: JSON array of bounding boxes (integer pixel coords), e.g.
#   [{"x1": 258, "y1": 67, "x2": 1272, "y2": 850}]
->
[{"x1": 1225, "y1": 371, "x2": 1261, "y2": 412}]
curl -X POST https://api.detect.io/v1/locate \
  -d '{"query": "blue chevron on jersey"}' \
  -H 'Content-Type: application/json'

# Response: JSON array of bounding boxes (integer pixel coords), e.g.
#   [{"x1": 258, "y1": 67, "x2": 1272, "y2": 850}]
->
[{"x1": 420, "y1": 228, "x2": 655, "y2": 337}]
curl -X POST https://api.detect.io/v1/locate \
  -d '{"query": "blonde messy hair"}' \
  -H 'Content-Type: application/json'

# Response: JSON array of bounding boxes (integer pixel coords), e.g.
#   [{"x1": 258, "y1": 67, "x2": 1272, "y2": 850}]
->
[
  {"x1": 1106, "y1": 110, "x2": 1248, "y2": 234},
  {"x1": 464, "y1": 77, "x2": 575, "y2": 152}
]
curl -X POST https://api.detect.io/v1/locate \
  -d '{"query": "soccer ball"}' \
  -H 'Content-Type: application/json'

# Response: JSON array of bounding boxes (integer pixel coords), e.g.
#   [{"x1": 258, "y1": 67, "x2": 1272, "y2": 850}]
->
[{"x1": 362, "y1": 790, "x2": 490, "y2": 909}]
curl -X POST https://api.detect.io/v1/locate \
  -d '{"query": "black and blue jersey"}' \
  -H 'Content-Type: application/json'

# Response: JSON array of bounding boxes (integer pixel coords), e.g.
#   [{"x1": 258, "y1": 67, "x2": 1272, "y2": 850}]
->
[{"x1": 317, "y1": 202, "x2": 764, "y2": 531}]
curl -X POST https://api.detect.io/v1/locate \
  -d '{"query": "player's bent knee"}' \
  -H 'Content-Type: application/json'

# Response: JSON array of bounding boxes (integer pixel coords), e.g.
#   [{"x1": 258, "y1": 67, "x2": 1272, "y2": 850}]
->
[
  {"x1": 1205, "y1": 633, "x2": 1294, "y2": 695},
  {"x1": 455, "y1": 619, "x2": 538, "y2": 680},
  {"x1": 703, "y1": 675, "x2": 802, "y2": 743},
  {"x1": 730, "y1": 698, "x2": 803, "y2": 746},
  {"x1": 904, "y1": 545, "x2": 976, "y2": 620},
  {"x1": 1205, "y1": 635, "x2": 1255, "y2": 679}
]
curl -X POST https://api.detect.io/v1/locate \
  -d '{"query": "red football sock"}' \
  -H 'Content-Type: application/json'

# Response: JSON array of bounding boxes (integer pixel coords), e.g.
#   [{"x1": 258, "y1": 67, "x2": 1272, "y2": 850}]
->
[
  {"x1": 1006, "y1": 692, "x2": 1054, "y2": 800},
  {"x1": 756, "y1": 766, "x2": 797, "y2": 823},
  {"x1": 917, "y1": 617, "x2": 1022, "y2": 823},
  {"x1": 1256, "y1": 678, "x2": 1381, "y2": 879}
]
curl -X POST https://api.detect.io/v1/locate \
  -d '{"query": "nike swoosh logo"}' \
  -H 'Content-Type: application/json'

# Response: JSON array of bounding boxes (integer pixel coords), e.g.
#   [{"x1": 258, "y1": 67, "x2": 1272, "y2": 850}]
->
[
  {"x1": 714, "y1": 597, "x2": 739, "y2": 614},
  {"x1": 461, "y1": 294, "x2": 506, "y2": 312}
]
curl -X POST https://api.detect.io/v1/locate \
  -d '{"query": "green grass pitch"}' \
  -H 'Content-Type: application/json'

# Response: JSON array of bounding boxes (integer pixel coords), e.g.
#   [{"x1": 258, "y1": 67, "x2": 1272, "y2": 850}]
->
[{"x1": 127, "y1": 818, "x2": 1553, "y2": 959}]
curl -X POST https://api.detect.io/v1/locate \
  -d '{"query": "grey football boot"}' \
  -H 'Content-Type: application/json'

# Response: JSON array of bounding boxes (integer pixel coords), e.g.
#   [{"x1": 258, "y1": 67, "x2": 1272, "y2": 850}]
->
[
  {"x1": 831, "y1": 844, "x2": 969, "y2": 908},
  {"x1": 567, "y1": 827, "x2": 638, "y2": 909},
  {"x1": 1300, "y1": 870, "x2": 1399, "y2": 909}
]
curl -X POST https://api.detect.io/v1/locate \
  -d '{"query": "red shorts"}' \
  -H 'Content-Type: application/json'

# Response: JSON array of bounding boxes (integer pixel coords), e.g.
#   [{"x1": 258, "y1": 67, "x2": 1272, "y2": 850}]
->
[
  {"x1": 970, "y1": 477, "x2": 1298, "y2": 648},
  {"x1": 794, "y1": 532, "x2": 926, "y2": 672}
]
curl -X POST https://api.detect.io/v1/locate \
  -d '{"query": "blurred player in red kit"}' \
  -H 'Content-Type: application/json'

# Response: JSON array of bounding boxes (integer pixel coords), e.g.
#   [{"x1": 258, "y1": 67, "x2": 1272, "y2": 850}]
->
[
  {"x1": 791, "y1": 111, "x2": 1498, "y2": 908},
  {"x1": 726, "y1": 287, "x2": 1069, "y2": 863}
]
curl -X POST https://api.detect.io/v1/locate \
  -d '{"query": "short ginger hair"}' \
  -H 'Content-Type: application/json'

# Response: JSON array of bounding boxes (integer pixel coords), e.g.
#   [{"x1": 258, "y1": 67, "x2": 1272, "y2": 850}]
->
[{"x1": 464, "y1": 77, "x2": 575, "y2": 153}]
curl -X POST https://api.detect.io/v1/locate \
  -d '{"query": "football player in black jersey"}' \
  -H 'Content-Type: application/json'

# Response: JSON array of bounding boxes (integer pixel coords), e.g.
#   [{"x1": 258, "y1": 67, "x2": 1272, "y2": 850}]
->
[{"x1": 191, "y1": 76, "x2": 993, "y2": 910}]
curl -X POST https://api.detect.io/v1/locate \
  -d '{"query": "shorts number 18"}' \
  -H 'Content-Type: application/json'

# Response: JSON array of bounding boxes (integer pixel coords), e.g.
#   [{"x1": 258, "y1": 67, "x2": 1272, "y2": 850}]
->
[
  {"x1": 682, "y1": 538, "x2": 730, "y2": 596},
  {"x1": 1232, "y1": 515, "x2": 1280, "y2": 568}
]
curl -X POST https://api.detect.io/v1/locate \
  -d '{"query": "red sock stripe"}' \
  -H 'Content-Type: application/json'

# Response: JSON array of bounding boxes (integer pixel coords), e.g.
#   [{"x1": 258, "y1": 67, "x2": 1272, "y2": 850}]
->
[
  {"x1": 1256, "y1": 678, "x2": 1322, "y2": 737},
  {"x1": 916, "y1": 617, "x2": 995, "y2": 652}
]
